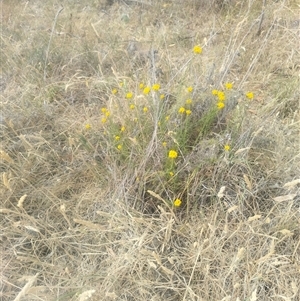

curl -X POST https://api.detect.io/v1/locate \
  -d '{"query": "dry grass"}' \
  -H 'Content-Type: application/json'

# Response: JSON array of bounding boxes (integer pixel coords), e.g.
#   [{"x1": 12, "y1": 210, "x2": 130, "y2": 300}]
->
[{"x1": 1, "y1": 0, "x2": 299, "y2": 300}]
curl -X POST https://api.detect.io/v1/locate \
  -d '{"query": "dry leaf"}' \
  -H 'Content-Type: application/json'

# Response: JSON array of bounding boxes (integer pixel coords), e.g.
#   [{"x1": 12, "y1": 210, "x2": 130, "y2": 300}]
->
[
  {"x1": 161, "y1": 264, "x2": 174, "y2": 276},
  {"x1": 168, "y1": 257, "x2": 175, "y2": 264},
  {"x1": 77, "y1": 289, "x2": 96, "y2": 301},
  {"x1": 291, "y1": 281, "x2": 298, "y2": 295},
  {"x1": 283, "y1": 179, "x2": 300, "y2": 189},
  {"x1": 147, "y1": 190, "x2": 165, "y2": 203},
  {"x1": 17, "y1": 195, "x2": 27, "y2": 208},
  {"x1": 228, "y1": 205, "x2": 238, "y2": 213},
  {"x1": 13, "y1": 273, "x2": 39, "y2": 301},
  {"x1": 2, "y1": 172, "x2": 11, "y2": 191},
  {"x1": 249, "y1": 288, "x2": 257, "y2": 301},
  {"x1": 73, "y1": 219, "x2": 104, "y2": 230},
  {"x1": 60, "y1": 204, "x2": 66, "y2": 212},
  {"x1": 236, "y1": 247, "x2": 245, "y2": 261},
  {"x1": 105, "y1": 292, "x2": 118, "y2": 300},
  {"x1": 24, "y1": 225, "x2": 40, "y2": 234},
  {"x1": 0, "y1": 208, "x2": 16, "y2": 213},
  {"x1": 217, "y1": 186, "x2": 226, "y2": 198},
  {"x1": 0, "y1": 149, "x2": 14, "y2": 164},
  {"x1": 273, "y1": 194, "x2": 296, "y2": 202},
  {"x1": 152, "y1": 251, "x2": 162, "y2": 265},
  {"x1": 243, "y1": 174, "x2": 252, "y2": 190},
  {"x1": 235, "y1": 147, "x2": 250, "y2": 155},
  {"x1": 148, "y1": 260, "x2": 157, "y2": 269},
  {"x1": 248, "y1": 215, "x2": 261, "y2": 222},
  {"x1": 279, "y1": 229, "x2": 293, "y2": 236}
]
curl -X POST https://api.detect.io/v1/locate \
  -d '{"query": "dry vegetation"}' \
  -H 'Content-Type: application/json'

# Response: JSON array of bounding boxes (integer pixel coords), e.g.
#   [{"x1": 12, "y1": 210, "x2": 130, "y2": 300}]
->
[{"x1": 1, "y1": 0, "x2": 300, "y2": 300}]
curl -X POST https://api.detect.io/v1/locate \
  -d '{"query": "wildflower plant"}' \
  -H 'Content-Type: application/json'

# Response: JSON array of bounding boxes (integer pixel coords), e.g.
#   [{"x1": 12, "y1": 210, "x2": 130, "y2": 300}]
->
[{"x1": 77, "y1": 44, "x2": 256, "y2": 214}]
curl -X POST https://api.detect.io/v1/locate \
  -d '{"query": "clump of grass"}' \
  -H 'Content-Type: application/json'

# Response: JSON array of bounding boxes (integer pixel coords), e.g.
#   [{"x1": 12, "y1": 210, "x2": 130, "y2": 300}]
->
[{"x1": 1, "y1": 1, "x2": 299, "y2": 300}]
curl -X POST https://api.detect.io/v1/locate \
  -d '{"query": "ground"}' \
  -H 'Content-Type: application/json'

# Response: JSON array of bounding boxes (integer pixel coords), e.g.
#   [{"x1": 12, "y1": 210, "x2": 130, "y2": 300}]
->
[{"x1": 1, "y1": 0, "x2": 300, "y2": 300}]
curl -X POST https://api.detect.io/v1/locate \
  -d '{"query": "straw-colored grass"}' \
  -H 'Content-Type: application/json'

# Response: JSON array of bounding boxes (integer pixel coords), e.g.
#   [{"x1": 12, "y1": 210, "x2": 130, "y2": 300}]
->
[{"x1": 1, "y1": 0, "x2": 299, "y2": 300}]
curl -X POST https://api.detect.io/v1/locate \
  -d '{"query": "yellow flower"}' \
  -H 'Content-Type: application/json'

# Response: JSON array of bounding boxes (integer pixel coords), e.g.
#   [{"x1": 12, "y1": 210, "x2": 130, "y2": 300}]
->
[
  {"x1": 212, "y1": 89, "x2": 218, "y2": 95},
  {"x1": 168, "y1": 150, "x2": 178, "y2": 159},
  {"x1": 85, "y1": 123, "x2": 91, "y2": 130},
  {"x1": 225, "y1": 82, "x2": 233, "y2": 90},
  {"x1": 152, "y1": 83, "x2": 160, "y2": 91},
  {"x1": 115, "y1": 135, "x2": 120, "y2": 141},
  {"x1": 186, "y1": 99, "x2": 192, "y2": 105},
  {"x1": 224, "y1": 144, "x2": 230, "y2": 151},
  {"x1": 160, "y1": 94, "x2": 165, "y2": 100},
  {"x1": 169, "y1": 172, "x2": 174, "y2": 177},
  {"x1": 143, "y1": 86, "x2": 151, "y2": 95},
  {"x1": 139, "y1": 83, "x2": 144, "y2": 89},
  {"x1": 187, "y1": 86, "x2": 193, "y2": 92},
  {"x1": 178, "y1": 107, "x2": 186, "y2": 114},
  {"x1": 101, "y1": 107, "x2": 108, "y2": 113},
  {"x1": 101, "y1": 117, "x2": 107, "y2": 123},
  {"x1": 217, "y1": 102, "x2": 225, "y2": 110},
  {"x1": 112, "y1": 88, "x2": 118, "y2": 94},
  {"x1": 143, "y1": 106, "x2": 148, "y2": 113},
  {"x1": 105, "y1": 111, "x2": 111, "y2": 117},
  {"x1": 126, "y1": 92, "x2": 133, "y2": 99},
  {"x1": 162, "y1": 142, "x2": 167, "y2": 147},
  {"x1": 119, "y1": 82, "x2": 124, "y2": 87},
  {"x1": 165, "y1": 115, "x2": 170, "y2": 121},
  {"x1": 186, "y1": 109, "x2": 192, "y2": 115},
  {"x1": 129, "y1": 104, "x2": 135, "y2": 110},
  {"x1": 246, "y1": 92, "x2": 254, "y2": 99},
  {"x1": 173, "y1": 199, "x2": 182, "y2": 207},
  {"x1": 121, "y1": 126, "x2": 125, "y2": 132},
  {"x1": 193, "y1": 45, "x2": 202, "y2": 54},
  {"x1": 217, "y1": 91, "x2": 226, "y2": 102},
  {"x1": 117, "y1": 144, "x2": 122, "y2": 150}
]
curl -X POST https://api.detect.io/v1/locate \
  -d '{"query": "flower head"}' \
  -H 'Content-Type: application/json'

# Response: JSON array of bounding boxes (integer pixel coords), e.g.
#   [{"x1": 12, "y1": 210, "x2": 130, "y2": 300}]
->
[
  {"x1": 217, "y1": 91, "x2": 226, "y2": 102},
  {"x1": 121, "y1": 126, "x2": 126, "y2": 132},
  {"x1": 217, "y1": 102, "x2": 225, "y2": 110},
  {"x1": 169, "y1": 172, "x2": 174, "y2": 177},
  {"x1": 162, "y1": 141, "x2": 167, "y2": 147},
  {"x1": 186, "y1": 99, "x2": 192, "y2": 105},
  {"x1": 187, "y1": 86, "x2": 193, "y2": 92},
  {"x1": 193, "y1": 45, "x2": 202, "y2": 54},
  {"x1": 115, "y1": 135, "x2": 120, "y2": 141},
  {"x1": 225, "y1": 82, "x2": 233, "y2": 90},
  {"x1": 85, "y1": 123, "x2": 91, "y2": 130},
  {"x1": 143, "y1": 86, "x2": 151, "y2": 95},
  {"x1": 246, "y1": 92, "x2": 254, "y2": 99},
  {"x1": 186, "y1": 109, "x2": 192, "y2": 115},
  {"x1": 152, "y1": 83, "x2": 160, "y2": 91},
  {"x1": 178, "y1": 107, "x2": 186, "y2": 114},
  {"x1": 139, "y1": 83, "x2": 144, "y2": 89},
  {"x1": 168, "y1": 150, "x2": 178, "y2": 159},
  {"x1": 224, "y1": 144, "x2": 230, "y2": 151},
  {"x1": 126, "y1": 92, "x2": 133, "y2": 99},
  {"x1": 101, "y1": 107, "x2": 108, "y2": 113},
  {"x1": 117, "y1": 144, "x2": 122, "y2": 150},
  {"x1": 112, "y1": 88, "x2": 118, "y2": 95},
  {"x1": 129, "y1": 104, "x2": 135, "y2": 110},
  {"x1": 212, "y1": 89, "x2": 218, "y2": 95},
  {"x1": 101, "y1": 117, "x2": 107, "y2": 123},
  {"x1": 160, "y1": 94, "x2": 165, "y2": 100},
  {"x1": 143, "y1": 106, "x2": 148, "y2": 113},
  {"x1": 173, "y1": 199, "x2": 182, "y2": 207}
]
